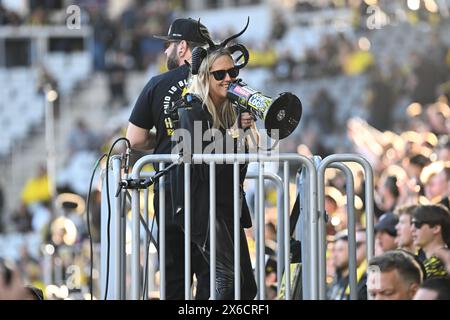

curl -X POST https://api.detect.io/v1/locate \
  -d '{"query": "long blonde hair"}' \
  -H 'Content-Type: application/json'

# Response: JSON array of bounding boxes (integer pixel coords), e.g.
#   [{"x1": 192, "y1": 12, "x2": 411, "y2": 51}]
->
[{"x1": 187, "y1": 48, "x2": 237, "y2": 130}]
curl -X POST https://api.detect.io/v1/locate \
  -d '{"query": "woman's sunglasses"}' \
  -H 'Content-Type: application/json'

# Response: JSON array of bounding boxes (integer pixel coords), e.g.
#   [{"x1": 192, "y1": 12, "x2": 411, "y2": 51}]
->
[{"x1": 210, "y1": 67, "x2": 239, "y2": 81}]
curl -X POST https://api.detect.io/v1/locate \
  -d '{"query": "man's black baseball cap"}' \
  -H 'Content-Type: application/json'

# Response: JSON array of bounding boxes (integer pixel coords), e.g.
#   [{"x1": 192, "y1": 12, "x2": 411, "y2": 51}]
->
[
  {"x1": 154, "y1": 18, "x2": 211, "y2": 44},
  {"x1": 375, "y1": 212, "x2": 399, "y2": 237}
]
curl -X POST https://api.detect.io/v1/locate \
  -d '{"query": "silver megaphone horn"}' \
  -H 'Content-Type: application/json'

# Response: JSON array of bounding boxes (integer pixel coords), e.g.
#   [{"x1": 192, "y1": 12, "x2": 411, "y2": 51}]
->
[{"x1": 227, "y1": 80, "x2": 302, "y2": 139}]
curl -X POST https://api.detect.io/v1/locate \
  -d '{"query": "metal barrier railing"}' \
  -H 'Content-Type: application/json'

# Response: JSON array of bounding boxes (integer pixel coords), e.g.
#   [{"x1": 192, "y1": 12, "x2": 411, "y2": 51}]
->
[
  {"x1": 316, "y1": 158, "x2": 358, "y2": 300},
  {"x1": 316, "y1": 154, "x2": 375, "y2": 300},
  {"x1": 128, "y1": 153, "x2": 316, "y2": 300},
  {"x1": 247, "y1": 171, "x2": 285, "y2": 296},
  {"x1": 136, "y1": 168, "x2": 286, "y2": 299},
  {"x1": 100, "y1": 152, "x2": 374, "y2": 300}
]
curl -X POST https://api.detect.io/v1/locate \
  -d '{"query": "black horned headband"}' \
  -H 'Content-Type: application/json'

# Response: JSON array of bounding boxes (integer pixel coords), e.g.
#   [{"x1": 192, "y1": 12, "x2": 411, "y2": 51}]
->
[{"x1": 190, "y1": 17, "x2": 250, "y2": 75}]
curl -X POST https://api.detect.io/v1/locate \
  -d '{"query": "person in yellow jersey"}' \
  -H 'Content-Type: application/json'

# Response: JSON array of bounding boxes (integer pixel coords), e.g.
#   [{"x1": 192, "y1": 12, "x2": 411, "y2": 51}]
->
[{"x1": 20, "y1": 164, "x2": 51, "y2": 206}]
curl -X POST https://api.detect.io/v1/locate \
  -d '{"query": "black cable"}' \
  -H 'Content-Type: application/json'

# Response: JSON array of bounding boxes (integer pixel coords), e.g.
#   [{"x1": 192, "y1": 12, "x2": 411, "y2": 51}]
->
[
  {"x1": 124, "y1": 191, "x2": 158, "y2": 246},
  {"x1": 142, "y1": 212, "x2": 156, "y2": 300},
  {"x1": 86, "y1": 153, "x2": 107, "y2": 300},
  {"x1": 104, "y1": 137, "x2": 131, "y2": 300}
]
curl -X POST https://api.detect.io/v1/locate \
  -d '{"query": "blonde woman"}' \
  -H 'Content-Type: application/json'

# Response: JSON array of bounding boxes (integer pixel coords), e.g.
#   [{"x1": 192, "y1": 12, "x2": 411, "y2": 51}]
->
[{"x1": 173, "y1": 47, "x2": 257, "y2": 299}]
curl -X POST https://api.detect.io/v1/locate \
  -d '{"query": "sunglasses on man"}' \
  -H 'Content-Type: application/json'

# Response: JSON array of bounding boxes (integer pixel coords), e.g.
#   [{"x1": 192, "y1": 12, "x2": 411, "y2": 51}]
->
[
  {"x1": 411, "y1": 220, "x2": 433, "y2": 229},
  {"x1": 210, "y1": 67, "x2": 239, "y2": 81},
  {"x1": 356, "y1": 241, "x2": 366, "y2": 248}
]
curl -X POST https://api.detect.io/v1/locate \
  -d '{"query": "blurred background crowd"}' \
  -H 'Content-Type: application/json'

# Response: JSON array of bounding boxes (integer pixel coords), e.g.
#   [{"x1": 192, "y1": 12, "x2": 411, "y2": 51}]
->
[{"x1": 0, "y1": 0, "x2": 450, "y2": 300}]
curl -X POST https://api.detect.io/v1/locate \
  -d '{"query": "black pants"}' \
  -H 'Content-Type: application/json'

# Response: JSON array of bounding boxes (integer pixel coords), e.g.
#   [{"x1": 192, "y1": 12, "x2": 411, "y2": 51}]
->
[
  {"x1": 154, "y1": 189, "x2": 210, "y2": 300},
  {"x1": 200, "y1": 216, "x2": 257, "y2": 300}
]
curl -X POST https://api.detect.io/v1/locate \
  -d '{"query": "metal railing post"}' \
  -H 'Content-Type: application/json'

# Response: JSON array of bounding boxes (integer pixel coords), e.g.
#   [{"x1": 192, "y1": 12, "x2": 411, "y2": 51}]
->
[
  {"x1": 209, "y1": 161, "x2": 217, "y2": 300},
  {"x1": 131, "y1": 187, "x2": 140, "y2": 299},
  {"x1": 100, "y1": 171, "x2": 107, "y2": 298},
  {"x1": 184, "y1": 162, "x2": 191, "y2": 300},
  {"x1": 258, "y1": 162, "x2": 265, "y2": 300},
  {"x1": 329, "y1": 163, "x2": 357, "y2": 300},
  {"x1": 254, "y1": 171, "x2": 260, "y2": 300},
  {"x1": 143, "y1": 188, "x2": 150, "y2": 299},
  {"x1": 314, "y1": 156, "x2": 327, "y2": 300},
  {"x1": 159, "y1": 163, "x2": 166, "y2": 300},
  {"x1": 283, "y1": 161, "x2": 290, "y2": 300},
  {"x1": 246, "y1": 172, "x2": 284, "y2": 296},
  {"x1": 304, "y1": 166, "x2": 319, "y2": 300},
  {"x1": 317, "y1": 154, "x2": 375, "y2": 300},
  {"x1": 100, "y1": 161, "x2": 122, "y2": 300},
  {"x1": 298, "y1": 167, "x2": 309, "y2": 300},
  {"x1": 233, "y1": 161, "x2": 241, "y2": 300},
  {"x1": 112, "y1": 156, "x2": 122, "y2": 300},
  {"x1": 273, "y1": 169, "x2": 285, "y2": 296},
  {"x1": 120, "y1": 191, "x2": 127, "y2": 299}
]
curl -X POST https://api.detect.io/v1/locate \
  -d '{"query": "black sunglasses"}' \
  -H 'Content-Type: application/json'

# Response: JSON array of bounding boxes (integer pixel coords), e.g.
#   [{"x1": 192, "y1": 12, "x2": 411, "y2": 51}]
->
[
  {"x1": 356, "y1": 241, "x2": 366, "y2": 248},
  {"x1": 412, "y1": 220, "x2": 432, "y2": 229},
  {"x1": 210, "y1": 67, "x2": 239, "y2": 81}
]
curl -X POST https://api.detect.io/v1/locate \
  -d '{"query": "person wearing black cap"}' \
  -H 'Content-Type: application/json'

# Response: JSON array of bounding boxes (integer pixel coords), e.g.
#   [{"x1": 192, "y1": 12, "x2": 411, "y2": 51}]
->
[
  {"x1": 328, "y1": 230, "x2": 351, "y2": 300},
  {"x1": 327, "y1": 230, "x2": 368, "y2": 300},
  {"x1": 375, "y1": 212, "x2": 399, "y2": 255},
  {"x1": 127, "y1": 18, "x2": 211, "y2": 154},
  {"x1": 126, "y1": 18, "x2": 212, "y2": 300}
]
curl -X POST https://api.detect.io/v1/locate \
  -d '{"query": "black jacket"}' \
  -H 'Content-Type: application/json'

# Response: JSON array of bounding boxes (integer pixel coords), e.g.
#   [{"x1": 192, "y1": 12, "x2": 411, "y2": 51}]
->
[{"x1": 171, "y1": 96, "x2": 252, "y2": 246}]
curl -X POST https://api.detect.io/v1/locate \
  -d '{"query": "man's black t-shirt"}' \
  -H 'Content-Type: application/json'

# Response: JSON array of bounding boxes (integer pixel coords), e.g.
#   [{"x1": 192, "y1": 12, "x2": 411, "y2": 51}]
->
[{"x1": 129, "y1": 64, "x2": 190, "y2": 155}]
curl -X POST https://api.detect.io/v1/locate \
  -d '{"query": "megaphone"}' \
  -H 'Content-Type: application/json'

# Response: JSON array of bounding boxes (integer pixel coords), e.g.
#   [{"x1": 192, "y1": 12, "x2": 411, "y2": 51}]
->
[{"x1": 227, "y1": 80, "x2": 302, "y2": 139}]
